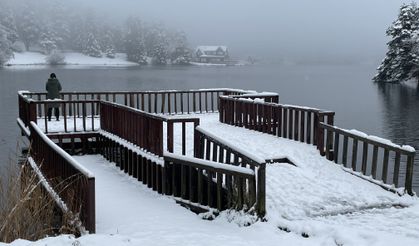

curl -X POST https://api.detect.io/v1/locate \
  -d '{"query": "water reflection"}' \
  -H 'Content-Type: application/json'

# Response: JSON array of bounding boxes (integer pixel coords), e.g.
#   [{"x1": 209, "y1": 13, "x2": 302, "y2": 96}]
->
[{"x1": 376, "y1": 82, "x2": 419, "y2": 191}]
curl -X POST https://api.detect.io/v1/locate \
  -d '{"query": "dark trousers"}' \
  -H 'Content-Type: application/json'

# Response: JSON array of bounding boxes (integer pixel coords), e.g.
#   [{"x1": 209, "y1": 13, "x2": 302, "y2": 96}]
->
[{"x1": 47, "y1": 107, "x2": 60, "y2": 121}]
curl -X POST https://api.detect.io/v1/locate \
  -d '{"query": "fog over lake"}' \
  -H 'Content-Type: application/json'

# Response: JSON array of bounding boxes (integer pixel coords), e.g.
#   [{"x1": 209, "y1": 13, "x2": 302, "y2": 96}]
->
[{"x1": 70, "y1": 0, "x2": 413, "y2": 63}]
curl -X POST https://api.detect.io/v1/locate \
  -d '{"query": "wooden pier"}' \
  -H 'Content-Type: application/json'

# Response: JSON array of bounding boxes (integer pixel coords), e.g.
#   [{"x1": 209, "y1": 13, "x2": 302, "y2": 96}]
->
[{"x1": 17, "y1": 88, "x2": 416, "y2": 234}]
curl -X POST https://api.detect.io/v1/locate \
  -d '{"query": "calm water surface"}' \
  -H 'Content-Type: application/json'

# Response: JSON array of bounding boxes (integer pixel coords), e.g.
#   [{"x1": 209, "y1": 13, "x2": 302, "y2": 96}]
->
[{"x1": 1, "y1": 64, "x2": 418, "y2": 192}]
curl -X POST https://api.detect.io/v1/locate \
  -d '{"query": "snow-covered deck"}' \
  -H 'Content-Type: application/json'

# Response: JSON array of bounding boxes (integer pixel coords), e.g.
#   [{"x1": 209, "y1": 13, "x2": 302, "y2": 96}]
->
[
  {"x1": 31, "y1": 113, "x2": 419, "y2": 245},
  {"x1": 64, "y1": 153, "x2": 419, "y2": 245}
]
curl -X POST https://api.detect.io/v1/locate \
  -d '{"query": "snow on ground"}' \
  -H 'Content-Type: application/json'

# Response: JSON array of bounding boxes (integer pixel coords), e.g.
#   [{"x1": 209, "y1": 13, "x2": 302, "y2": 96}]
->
[
  {"x1": 5, "y1": 52, "x2": 138, "y2": 66},
  {"x1": 194, "y1": 114, "x2": 419, "y2": 243},
  {"x1": 5, "y1": 154, "x2": 418, "y2": 246},
  {"x1": 190, "y1": 62, "x2": 227, "y2": 66},
  {"x1": 2, "y1": 155, "x2": 320, "y2": 246},
  {"x1": 13, "y1": 113, "x2": 419, "y2": 245}
]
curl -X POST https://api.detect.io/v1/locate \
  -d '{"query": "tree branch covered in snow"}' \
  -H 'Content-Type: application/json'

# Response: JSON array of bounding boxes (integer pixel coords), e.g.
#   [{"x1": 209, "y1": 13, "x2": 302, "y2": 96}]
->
[
  {"x1": 0, "y1": 0, "x2": 192, "y2": 65},
  {"x1": 374, "y1": 3, "x2": 419, "y2": 83}
]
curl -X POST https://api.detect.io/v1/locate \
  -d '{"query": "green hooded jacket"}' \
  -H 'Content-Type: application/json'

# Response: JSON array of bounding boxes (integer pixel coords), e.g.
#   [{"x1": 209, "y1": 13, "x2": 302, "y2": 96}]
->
[{"x1": 45, "y1": 78, "x2": 62, "y2": 99}]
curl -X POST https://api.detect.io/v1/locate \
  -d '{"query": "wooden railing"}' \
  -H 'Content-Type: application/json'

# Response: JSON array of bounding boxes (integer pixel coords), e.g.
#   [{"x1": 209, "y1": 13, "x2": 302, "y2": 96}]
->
[
  {"x1": 100, "y1": 101, "x2": 164, "y2": 156},
  {"x1": 100, "y1": 101, "x2": 200, "y2": 156},
  {"x1": 20, "y1": 88, "x2": 249, "y2": 115},
  {"x1": 320, "y1": 123, "x2": 416, "y2": 195},
  {"x1": 98, "y1": 133, "x2": 166, "y2": 194},
  {"x1": 163, "y1": 153, "x2": 259, "y2": 214},
  {"x1": 193, "y1": 126, "x2": 266, "y2": 216},
  {"x1": 218, "y1": 95, "x2": 335, "y2": 147},
  {"x1": 18, "y1": 91, "x2": 36, "y2": 128},
  {"x1": 19, "y1": 92, "x2": 99, "y2": 133},
  {"x1": 230, "y1": 92, "x2": 279, "y2": 103},
  {"x1": 29, "y1": 122, "x2": 95, "y2": 233},
  {"x1": 97, "y1": 125, "x2": 265, "y2": 216}
]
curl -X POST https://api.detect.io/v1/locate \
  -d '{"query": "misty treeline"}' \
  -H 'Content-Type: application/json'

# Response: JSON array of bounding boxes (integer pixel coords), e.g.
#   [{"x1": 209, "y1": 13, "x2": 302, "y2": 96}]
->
[
  {"x1": 0, "y1": 0, "x2": 191, "y2": 65},
  {"x1": 374, "y1": 3, "x2": 419, "y2": 83}
]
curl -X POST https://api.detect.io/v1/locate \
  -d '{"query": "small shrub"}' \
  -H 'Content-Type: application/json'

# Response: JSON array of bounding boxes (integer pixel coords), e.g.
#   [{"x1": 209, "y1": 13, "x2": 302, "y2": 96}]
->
[{"x1": 46, "y1": 50, "x2": 66, "y2": 65}]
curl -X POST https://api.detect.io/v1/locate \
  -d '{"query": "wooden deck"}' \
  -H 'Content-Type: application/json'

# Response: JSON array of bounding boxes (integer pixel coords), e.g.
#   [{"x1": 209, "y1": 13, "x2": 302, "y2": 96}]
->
[{"x1": 17, "y1": 88, "x2": 416, "y2": 234}]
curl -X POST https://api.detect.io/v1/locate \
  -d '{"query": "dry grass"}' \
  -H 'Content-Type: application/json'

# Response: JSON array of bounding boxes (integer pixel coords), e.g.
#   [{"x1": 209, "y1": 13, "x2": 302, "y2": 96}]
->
[{"x1": 0, "y1": 156, "x2": 80, "y2": 243}]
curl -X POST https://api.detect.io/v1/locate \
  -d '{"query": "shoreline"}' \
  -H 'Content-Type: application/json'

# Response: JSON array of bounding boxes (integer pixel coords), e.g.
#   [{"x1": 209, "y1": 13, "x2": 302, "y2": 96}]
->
[{"x1": 3, "y1": 52, "x2": 248, "y2": 68}]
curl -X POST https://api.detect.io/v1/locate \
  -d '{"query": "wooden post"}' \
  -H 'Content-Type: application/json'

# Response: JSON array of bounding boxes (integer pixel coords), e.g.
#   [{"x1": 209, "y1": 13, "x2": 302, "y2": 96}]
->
[
  {"x1": 167, "y1": 121, "x2": 174, "y2": 153},
  {"x1": 317, "y1": 114, "x2": 325, "y2": 156},
  {"x1": 326, "y1": 114, "x2": 334, "y2": 158},
  {"x1": 393, "y1": 152, "x2": 401, "y2": 187},
  {"x1": 256, "y1": 163, "x2": 266, "y2": 217},
  {"x1": 361, "y1": 142, "x2": 368, "y2": 175},
  {"x1": 87, "y1": 178, "x2": 96, "y2": 233},
  {"x1": 29, "y1": 101, "x2": 37, "y2": 124},
  {"x1": 405, "y1": 155, "x2": 414, "y2": 195},
  {"x1": 382, "y1": 149, "x2": 389, "y2": 183},
  {"x1": 351, "y1": 139, "x2": 358, "y2": 171}
]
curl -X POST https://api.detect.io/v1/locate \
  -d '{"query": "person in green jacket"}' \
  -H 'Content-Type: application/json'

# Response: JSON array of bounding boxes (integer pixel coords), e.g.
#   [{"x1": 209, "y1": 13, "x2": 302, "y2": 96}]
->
[{"x1": 45, "y1": 73, "x2": 62, "y2": 121}]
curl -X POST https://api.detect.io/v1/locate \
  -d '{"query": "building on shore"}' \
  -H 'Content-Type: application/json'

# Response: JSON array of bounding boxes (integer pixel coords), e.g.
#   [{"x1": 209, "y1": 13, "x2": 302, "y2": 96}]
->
[{"x1": 194, "y1": 46, "x2": 229, "y2": 63}]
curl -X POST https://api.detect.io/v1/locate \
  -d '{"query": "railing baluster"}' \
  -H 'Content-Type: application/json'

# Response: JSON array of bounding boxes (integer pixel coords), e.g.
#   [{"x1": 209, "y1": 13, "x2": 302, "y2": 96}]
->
[
  {"x1": 371, "y1": 146, "x2": 379, "y2": 179},
  {"x1": 361, "y1": 142, "x2": 368, "y2": 175},
  {"x1": 217, "y1": 173, "x2": 223, "y2": 211},
  {"x1": 382, "y1": 149, "x2": 389, "y2": 183},
  {"x1": 300, "y1": 110, "x2": 305, "y2": 142},
  {"x1": 161, "y1": 93, "x2": 165, "y2": 113},
  {"x1": 351, "y1": 139, "x2": 358, "y2": 171},
  {"x1": 342, "y1": 136, "x2": 348, "y2": 166},
  {"x1": 393, "y1": 152, "x2": 401, "y2": 186},
  {"x1": 294, "y1": 109, "x2": 299, "y2": 141},
  {"x1": 307, "y1": 112, "x2": 312, "y2": 144},
  {"x1": 333, "y1": 132, "x2": 340, "y2": 163},
  {"x1": 405, "y1": 155, "x2": 414, "y2": 195},
  {"x1": 182, "y1": 122, "x2": 186, "y2": 155}
]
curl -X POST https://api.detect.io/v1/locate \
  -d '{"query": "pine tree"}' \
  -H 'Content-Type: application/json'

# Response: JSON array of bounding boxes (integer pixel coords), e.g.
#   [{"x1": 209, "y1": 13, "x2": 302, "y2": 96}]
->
[
  {"x1": 83, "y1": 32, "x2": 102, "y2": 57},
  {"x1": 0, "y1": 6, "x2": 19, "y2": 44},
  {"x1": 100, "y1": 28, "x2": 116, "y2": 58},
  {"x1": 39, "y1": 27, "x2": 60, "y2": 54},
  {"x1": 152, "y1": 32, "x2": 169, "y2": 65},
  {"x1": 16, "y1": 3, "x2": 40, "y2": 51},
  {"x1": 125, "y1": 17, "x2": 147, "y2": 64},
  {"x1": 374, "y1": 3, "x2": 419, "y2": 83},
  {"x1": 48, "y1": 1, "x2": 71, "y2": 49},
  {"x1": 0, "y1": 28, "x2": 13, "y2": 65},
  {"x1": 170, "y1": 31, "x2": 191, "y2": 65}
]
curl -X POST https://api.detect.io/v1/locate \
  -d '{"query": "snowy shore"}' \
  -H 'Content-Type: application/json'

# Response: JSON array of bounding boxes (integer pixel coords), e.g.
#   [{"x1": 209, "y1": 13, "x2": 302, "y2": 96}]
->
[
  {"x1": 4, "y1": 52, "x2": 247, "y2": 67},
  {"x1": 5, "y1": 52, "x2": 138, "y2": 67}
]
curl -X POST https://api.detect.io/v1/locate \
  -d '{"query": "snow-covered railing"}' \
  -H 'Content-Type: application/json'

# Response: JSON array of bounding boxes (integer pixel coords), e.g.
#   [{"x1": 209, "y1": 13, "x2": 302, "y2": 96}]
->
[
  {"x1": 29, "y1": 122, "x2": 95, "y2": 233},
  {"x1": 163, "y1": 152, "x2": 260, "y2": 215},
  {"x1": 97, "y1": 132, "x2": 167, "y2": 193},
  {"x1": 229, "y1": 92, "x2": 279, "y2": 104},
  {"x1": 100, "y1": 101, "x2": 200, "y2": 156},
  {"x1": 319, "y1": 123, "x2": 416, "y2": 195},
  {"x1": 18, "y1": 92, "x2": 100, "y2": 133},
  {"x1": 19, "y1": 88, "x2": 250, "y2": 115},
  {"x1": 18, "y1": 91, "x2": 36, "y2": 129},
  {"x1": 218, "y1": 95, "x2": 335, "y2": 148},
  {"x1": 193, "y1": 126, "x2": 266, "y2": 216}
]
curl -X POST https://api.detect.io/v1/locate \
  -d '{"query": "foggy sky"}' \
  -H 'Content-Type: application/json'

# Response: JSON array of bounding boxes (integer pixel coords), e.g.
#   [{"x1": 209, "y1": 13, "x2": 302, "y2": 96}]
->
[{"x1": 73, "y1": 0, "x2": 415, "y2": 63}]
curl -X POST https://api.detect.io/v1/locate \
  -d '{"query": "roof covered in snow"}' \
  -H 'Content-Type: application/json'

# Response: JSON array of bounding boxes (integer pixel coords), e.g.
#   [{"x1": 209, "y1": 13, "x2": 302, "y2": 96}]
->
[
  {"x1": 196, "y1": 46, "x2": 227, "y2": 52},
  {"x1": 195, "y1": 46, "x2": 228, "y2": 57}
]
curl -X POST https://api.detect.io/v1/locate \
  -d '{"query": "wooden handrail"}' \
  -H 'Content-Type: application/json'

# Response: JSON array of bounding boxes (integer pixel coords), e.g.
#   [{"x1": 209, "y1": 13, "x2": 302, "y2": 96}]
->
[
  {"x1": 29, "y1": 122, "x2": 95, "y2": 233},
  {"x1": 320, "y1": 123, "x2": 415, "y2": 155},
  {"x1": 319, "y1": 122, "x2": 416, "y2": 195},
  {"x1": 163, "y1": 152, "x2": 261, "y2": 215},
  {"x1": 194, "y1": 126, "x2": 266, "y2": 216},
  {"x1": 218, "y1": 95, "x2": 334, "y2": 147}
]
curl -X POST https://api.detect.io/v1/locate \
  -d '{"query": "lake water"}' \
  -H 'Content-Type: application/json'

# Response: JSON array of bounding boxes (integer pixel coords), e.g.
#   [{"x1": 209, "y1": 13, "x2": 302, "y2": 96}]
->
[{"x1": 1, "y1": 64, "x2": 418, "y2": 192}]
